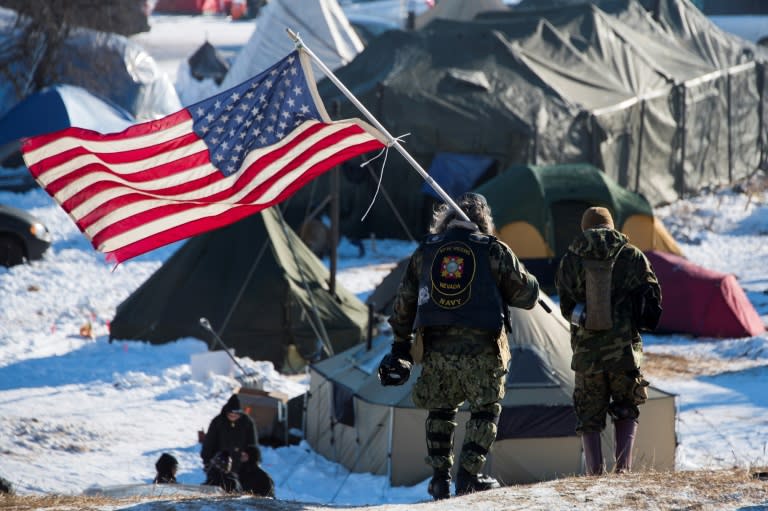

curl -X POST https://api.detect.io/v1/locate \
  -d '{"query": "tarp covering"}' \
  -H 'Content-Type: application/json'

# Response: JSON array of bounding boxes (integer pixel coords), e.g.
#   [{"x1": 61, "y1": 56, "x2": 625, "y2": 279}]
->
[
  {"x1": 306, "y1": 0, "x2": 766, "y2": 239},
  {"x1": 219, "y1": 0, "x2": 364, "y2": 90},
  {"x1": 0, "y1": 7, "x2": 180, "y2": 121},
  {"x1": 109, "y1": 207, "x2": 369, "y2": 370},
  {"x1": 646, "y1": 250, "x2": 766, "y2": 338},
  {"x1": 421, "y1": 152, "x2": 495, "y2": 199},
  {"x1": 307, "y1": 293, "x2": 676, "y2": 486}
]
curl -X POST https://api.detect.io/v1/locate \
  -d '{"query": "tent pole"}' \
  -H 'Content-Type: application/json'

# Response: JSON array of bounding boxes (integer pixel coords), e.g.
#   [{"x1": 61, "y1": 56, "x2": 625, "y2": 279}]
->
[{"x1": 286, "y1": 29, "x2": 471, "y2": 224}]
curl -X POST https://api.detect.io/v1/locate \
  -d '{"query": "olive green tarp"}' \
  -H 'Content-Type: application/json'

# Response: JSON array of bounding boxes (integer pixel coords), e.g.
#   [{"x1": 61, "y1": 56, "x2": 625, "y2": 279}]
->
[
  {"x1": 307, "y1": 293, "x2": 676, "y2": 486},
  {"x1": 289, "y1": 0, "x2": 765, "y2": 240},
  {"x1": 109, "y1": 207, "x2": 369, "y2": 370}
]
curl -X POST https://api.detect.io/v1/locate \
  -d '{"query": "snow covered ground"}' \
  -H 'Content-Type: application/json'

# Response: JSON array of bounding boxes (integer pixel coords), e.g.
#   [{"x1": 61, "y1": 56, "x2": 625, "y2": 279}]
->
[{"x1": 1, "y1": 10, "x2": 768, "y2": 511}]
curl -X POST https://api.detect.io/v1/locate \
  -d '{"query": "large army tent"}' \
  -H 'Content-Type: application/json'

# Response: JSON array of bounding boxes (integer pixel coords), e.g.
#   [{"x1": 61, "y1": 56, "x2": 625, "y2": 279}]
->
[
  {"x1": 413, "y1": 0, "x2": 507, "y2": 30},
  {"x1": 219, "y1": 0, "x2": 364, "y2": 91},
  {"x1": 646, "y1": 251, "x2": 765, "y2": 338},
  {"x1": 109, "y1": 207, "x2": 369, "y2": 370},
  {"x1": 307, "y1": 294, "x2": 677, "y2": 486},
  {"x1": 475, "y1": 163, "x2": 682, "y2": 286},
  {"x1": 305, "y1": 0, "x2": 765, "y2": 239}
]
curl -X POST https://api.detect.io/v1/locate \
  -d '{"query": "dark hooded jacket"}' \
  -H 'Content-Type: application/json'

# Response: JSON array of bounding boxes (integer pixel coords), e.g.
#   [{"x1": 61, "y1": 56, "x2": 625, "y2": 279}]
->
[
  {"x1": 201, "y1": 395, "x2": 258, "y2": 472},
  {"x1": 204, "y1": 450, "x2": 243, "y2": 493},
  {"x1": 555, "y1": 228, "x2": 660, "y2": 373},
  {"x1": 238, "y1": 444, "x2": 275, "y2": 497}
]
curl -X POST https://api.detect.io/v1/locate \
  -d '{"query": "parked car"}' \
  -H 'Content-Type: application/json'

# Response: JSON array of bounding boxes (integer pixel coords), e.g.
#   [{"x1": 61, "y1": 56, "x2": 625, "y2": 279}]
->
[{"x1": 0, "y1": 204, "x2": 52, "y2": 267}]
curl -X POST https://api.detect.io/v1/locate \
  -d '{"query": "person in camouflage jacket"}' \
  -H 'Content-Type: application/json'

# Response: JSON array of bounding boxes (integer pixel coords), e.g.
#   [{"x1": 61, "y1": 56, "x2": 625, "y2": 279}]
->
[
  {"x1": 555, "y1": 206, "x2": 661, "y2": 476},
  {"x1": 380, "y1": 192, "x2": 539, "y2": 500}
]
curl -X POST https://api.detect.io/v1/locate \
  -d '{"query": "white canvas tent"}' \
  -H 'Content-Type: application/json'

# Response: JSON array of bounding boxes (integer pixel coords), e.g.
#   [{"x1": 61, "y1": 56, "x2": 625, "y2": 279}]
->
[
  {"x1": 306, "y1": 294, "x2": 676, "y2": 486},
  {"x1": 220, "y1": 0, "x2": 364, "y2": 90}
]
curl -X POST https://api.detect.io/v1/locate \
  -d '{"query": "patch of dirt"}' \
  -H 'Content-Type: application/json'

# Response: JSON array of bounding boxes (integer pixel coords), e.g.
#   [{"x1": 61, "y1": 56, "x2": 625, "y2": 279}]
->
[{"x1": 643, "y1": 352, "x2": 768, "y2": 378}]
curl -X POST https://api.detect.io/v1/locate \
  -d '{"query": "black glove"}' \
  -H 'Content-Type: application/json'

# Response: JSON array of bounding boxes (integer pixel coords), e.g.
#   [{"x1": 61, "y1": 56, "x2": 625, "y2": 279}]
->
[{"x1": 377, "y1": 342, "x2": 413, "y2": 386}]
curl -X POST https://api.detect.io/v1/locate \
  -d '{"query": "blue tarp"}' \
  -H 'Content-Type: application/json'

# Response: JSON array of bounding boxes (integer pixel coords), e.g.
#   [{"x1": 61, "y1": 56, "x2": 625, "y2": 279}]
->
[
  {"x1": 421, "y1": 152, "x2": 494, "y2": 199},
  {"x1": 0, "y1": 84, "x2": 135, "y2": 148}
]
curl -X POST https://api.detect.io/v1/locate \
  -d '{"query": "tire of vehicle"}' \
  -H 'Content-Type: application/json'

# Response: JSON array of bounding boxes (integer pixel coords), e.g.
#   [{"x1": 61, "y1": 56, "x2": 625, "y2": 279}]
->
[{"x1": 0, "y1": 235, "x2": 25, "y2": 267}]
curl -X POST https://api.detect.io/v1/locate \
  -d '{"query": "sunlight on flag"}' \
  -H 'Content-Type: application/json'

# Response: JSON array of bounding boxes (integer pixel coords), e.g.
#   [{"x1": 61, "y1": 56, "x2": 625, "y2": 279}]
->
[{"x1": 22, "y1": 50, "x2": 386, "y2": 264}]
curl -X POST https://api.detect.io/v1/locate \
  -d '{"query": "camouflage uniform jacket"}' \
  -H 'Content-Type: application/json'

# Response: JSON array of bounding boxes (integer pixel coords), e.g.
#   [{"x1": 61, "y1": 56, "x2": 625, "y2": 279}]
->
[
  {"x1": 388, "y1": 225, "x2": 539, "y2": 366},
  {"x1": 555, "y1": 228, "x2": 660, "y2": 373}
]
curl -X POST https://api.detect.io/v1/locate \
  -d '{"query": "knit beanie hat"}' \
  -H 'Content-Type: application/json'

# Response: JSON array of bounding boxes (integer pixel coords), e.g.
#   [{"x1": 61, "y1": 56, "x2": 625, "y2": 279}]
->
[
  {"x1": 222, "y1": 394, "x2": 242, "y2": 414},
  {"x1": 581, "y1": 207, "x2": 614, "y2": 231}
]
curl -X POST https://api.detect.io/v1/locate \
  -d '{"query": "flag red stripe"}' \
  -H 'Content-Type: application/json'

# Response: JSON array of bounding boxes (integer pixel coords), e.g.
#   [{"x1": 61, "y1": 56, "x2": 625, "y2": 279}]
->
[
  {"x1": 88, "y1": 131, "x2": 380, "y2": 252},
  {"x1": 101, "y1": 137, "x2": 384, "y2": 263}
]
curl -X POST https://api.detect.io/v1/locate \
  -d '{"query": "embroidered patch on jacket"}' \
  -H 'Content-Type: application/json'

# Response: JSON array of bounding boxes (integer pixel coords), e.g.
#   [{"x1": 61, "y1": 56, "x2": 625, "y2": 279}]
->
[{"x1": 429, "y1": 241, "x2": 476, "y2": 309}]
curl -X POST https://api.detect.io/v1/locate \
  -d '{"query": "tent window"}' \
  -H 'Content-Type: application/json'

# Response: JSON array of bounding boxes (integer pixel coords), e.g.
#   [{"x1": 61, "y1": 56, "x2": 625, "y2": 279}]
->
[
  {"x1": 506, "y1": 347, "x2": 559, "y2": 388},
  {"x1": 332, "y1": 382, "x2": 355, "y2": 427}
]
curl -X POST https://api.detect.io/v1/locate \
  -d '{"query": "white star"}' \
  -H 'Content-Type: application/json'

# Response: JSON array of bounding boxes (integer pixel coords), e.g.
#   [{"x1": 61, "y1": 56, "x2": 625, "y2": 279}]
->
[
  {"x1": 278, "y1": 120, "x2": 288, "y2": 130},
  {"x1": 259, "y1": 135, "x2": 268, "y2": 144},
  {"x1": 253, "y1": 128, "x2": 261, "y2": 137},
  {"x1": 239, "y1": 131, "x2": 247, "y2": 139},
  {"x1": 221, "y1": 141, "x2": 229, "y2": 150},
  {"x1": 200, "y1": 125, "x2": 210, "y2": 134},
  {"x1": 287, "y1": 55, "x2": 295, "y2": 64},
  {"x1": 215, "y1": 153, "x2": 224, "y2": 162},
  {"x1": 256, "y1": 113, "x2": 264, "y2": 122},
  {"x1": 239, "y1": 103, "x2": 249, "y2": 112},
  {"x1": 231, "y1": 92, "x2": 240, "y2": 102},
  {"x1": 290, "y1": 67, "x2": 298, "y2": 76},
  {"x1": 270, "y1": 113, "x2": 278, "y2": 122},
  {"x1": 270, "y1": 68, "x2": 279, "y2": 76},
  {"x1": 281, "y1": 111, "x2": 291, "y2": 119},
  {"x1": 226, "y1": 164, "x2": 236, "y2": 173},
  {"x1": 266, "y1": 125, "x2": 274, "y2": 133},
  {"x1": 214, "y1": 100, "x2": 222, "y2": 109},
  {"x1": 196, "y1": 107, "x2": 205, "y2": 116},
  {"x1": 215, "y1": 126, "x2": 225, "y2": 134},
  {"x1": 293, "y1": 86, "x2": 303, "y2": 96},
  {"x1": 300, "y1": 105, "x2": 310, "y2": 114},
  {"x1": 234, "y1": 144, "x2": 244, "y2": 152},
  {"x1": 265, "y1": 79, "x2": 273, "y2": 88},
  {"x1": 251, "y1": 106, "x2": 260, "y2": 116},
  {"x1": 235, "y1": 115, "x2": 244, "y2": 124},
  {"x1": 244, "y1": 119, "x2": 253, "y2": 128},
  {"x1": 245, "y1": 91, "x2": 255, "y2": 99},
  {"x1": 287, "y1": 98, "x2": 295, "y2": 107},
  {"x1": 229, "y1": 129, "x2": 236, "y2": 137},
  {"x1": 259, "y1": 94, "x2": 267, "y2": 103},
  {"x1": 221, "y1": 114, "x2": 230, "y2": 123},
  {"x1": 206, "y1": 113, "x2": 215, "y2": 122}
]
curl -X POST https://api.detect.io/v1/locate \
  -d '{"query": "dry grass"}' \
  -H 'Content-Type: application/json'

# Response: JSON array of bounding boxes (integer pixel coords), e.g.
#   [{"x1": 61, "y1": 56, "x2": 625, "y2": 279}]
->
[
  {"x1": 643, "y1": 351, "x2": 768, "y2": 379},
  {"x1": 3, "y1": 469, "x2": 768, "y2": 511}
]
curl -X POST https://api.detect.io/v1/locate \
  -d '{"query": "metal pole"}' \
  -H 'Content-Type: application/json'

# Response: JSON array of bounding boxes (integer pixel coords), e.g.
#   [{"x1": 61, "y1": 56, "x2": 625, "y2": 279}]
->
[{"x1": 286, "y1": 28, "x2": 471, "y2": 224}]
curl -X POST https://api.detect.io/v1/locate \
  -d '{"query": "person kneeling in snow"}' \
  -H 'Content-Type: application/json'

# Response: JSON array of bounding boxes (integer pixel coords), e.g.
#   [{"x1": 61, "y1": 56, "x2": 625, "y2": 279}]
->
[
  {"x1": 153, "y1": 452, "x2": 179, "y2": 484},
  {"x1": 204, "y1": 450, "x2": 242, "y2": 493},
  {"x1": 239, "y1": 444, "x2": 275, "y2": 497}
]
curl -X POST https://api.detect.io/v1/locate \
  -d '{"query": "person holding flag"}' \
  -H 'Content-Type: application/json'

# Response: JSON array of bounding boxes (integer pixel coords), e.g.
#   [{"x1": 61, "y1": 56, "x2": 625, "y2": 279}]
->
[{"x1": 379, "y1": 192, "x2": 540, "y2": 500}]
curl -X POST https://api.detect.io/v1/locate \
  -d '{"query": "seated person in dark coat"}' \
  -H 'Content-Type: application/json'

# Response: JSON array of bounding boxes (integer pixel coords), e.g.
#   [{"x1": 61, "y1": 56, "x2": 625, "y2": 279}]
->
[
  {"x1": 153, "y1": 452, "x2": 178, "y2": 484},
  {"x1": 238, "y1": 444, "x2": 275, "y2": 497},
  {"x1": 201, "y1": 394, "x2": 258, "y2": 473},
  {"x1": 204, "y1": 450, "x2": 242, "y2": 493}
]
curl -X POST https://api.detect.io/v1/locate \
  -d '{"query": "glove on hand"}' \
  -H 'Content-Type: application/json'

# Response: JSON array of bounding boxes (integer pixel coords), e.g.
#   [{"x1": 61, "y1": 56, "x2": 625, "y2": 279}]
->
[{"x1": 378, "y1": 341, "x2": 413, "y2": 386}]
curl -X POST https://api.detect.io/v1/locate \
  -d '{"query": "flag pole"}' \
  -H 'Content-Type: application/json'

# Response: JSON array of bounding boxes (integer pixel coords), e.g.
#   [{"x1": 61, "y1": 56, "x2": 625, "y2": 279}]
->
[{"x1": 286, "y1": 28, "x2": 471, "y2": 224}]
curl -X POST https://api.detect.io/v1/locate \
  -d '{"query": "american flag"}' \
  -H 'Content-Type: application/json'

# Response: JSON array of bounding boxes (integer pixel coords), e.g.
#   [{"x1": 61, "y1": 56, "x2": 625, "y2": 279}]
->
[{"x1": 22, "y1": 50, "x2": 386, "y2": 263}]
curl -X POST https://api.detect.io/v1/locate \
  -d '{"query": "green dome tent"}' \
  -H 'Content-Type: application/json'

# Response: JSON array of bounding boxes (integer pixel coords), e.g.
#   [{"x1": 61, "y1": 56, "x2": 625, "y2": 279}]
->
[{"x1": 474, "y1": 163, "x2": 682, "y2": 287}]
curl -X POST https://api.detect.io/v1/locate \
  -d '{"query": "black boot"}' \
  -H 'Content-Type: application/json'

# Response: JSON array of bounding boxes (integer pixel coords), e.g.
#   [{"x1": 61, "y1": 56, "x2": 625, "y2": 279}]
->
[
  {"x1": 455, "y1": 467, "x2": 500, "y2": 496},
  {"x1": 428, "y1": 468, "x2": 451, "y2": 500},
  {"x1": 581, "y1": 432, "x2": 604, "y2": 476},
  {"x1": 614, "y1": 419, "x2": 638, "y2": 473}
]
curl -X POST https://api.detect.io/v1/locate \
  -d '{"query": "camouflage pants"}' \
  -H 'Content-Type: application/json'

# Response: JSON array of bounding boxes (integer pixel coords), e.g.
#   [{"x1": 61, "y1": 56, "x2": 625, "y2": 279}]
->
[
  {"x1": 412, "y1": 345, "x2": 506, "y2": 474},
  {"x1": 573, "y1": 370, "x2": 648, "y2": 433}
]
